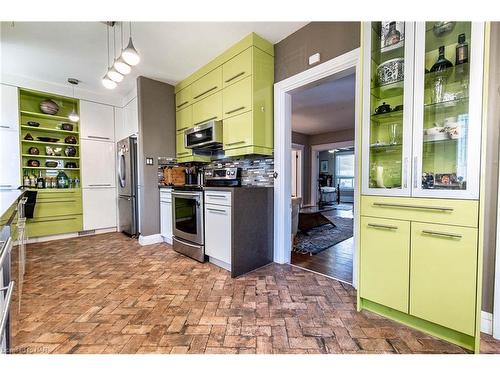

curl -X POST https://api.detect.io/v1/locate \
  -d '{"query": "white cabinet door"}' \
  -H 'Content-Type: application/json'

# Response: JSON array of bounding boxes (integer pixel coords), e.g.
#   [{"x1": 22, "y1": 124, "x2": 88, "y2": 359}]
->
[
  {"x1": 81, "y1": 139, "x2": 115, "y2": 187},
  {"x1": 114, "y1": 106, "x2": 125, "y2": 142},
  {"x1": 0, "y1": 84, "x2": 19, "y2": 131},
  {"x1": 123, "y1": 97, "x2": 139, "y2": 138},
  {"x1": 205, "y1": 203, "x2": 232, "y2": 265},
  {"x1": 160, "y1": 199, "x2": 172, "y2": 244},
  {"x1": 80, "y1": 100, "x2": 115, "y2": 141},
  {"x1": 83, "y1": 187, "x2": 117, "y2": 230},
  {"x1": 0, "y1": 129, "x2": 20, "y2": 189}
]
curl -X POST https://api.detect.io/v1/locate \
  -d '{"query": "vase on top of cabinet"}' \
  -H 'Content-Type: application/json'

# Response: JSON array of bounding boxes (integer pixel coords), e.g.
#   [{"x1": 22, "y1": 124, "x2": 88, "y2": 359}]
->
[{"x1": 360, "y1": 22, "x2": 486, "y2": 353}]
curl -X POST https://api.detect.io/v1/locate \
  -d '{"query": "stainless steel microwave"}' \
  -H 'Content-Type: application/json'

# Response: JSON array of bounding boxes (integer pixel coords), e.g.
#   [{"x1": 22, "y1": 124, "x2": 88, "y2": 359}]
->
[{"x1": 185, "y1": 120, "x2": 222, "y2": 150}]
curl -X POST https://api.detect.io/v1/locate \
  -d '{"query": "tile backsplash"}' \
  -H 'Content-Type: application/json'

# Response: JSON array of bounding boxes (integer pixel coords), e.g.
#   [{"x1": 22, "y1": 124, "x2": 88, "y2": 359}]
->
[{"x1": 206, "y1": 156, "x2": 275, "y2": 187}]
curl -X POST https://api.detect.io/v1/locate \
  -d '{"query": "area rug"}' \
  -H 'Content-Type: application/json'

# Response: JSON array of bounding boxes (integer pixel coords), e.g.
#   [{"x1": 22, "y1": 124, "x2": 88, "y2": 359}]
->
[{"x1": 294, "y1": 216, "x2": 353, "y2": 255}]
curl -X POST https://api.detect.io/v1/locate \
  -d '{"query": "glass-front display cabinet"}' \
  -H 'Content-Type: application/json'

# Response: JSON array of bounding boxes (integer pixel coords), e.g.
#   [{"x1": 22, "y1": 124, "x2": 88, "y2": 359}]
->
[
  {"x1": 362, "y1": 21, "x2": 485, "y2": 199},
  {"x1": 361, "y1": 22, "x2": 415, "y2": 196},
  {"x1": 412, "y1": 22, "x2": 484, "y2": 199}
]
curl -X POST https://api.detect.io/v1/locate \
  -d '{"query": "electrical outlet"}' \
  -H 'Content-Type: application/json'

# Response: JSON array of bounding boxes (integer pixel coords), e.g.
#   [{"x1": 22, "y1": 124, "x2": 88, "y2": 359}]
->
[
  {"x1": 309, "y1": 53, "x2": 321, "y2": 65},
  {"x1": 146, "y1": 158, "x2": 154, "y2": 165}
]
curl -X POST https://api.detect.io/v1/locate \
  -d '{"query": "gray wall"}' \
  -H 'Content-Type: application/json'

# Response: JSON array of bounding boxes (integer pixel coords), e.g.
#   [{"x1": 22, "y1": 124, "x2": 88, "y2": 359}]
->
[
  {"x1": 292, "y1": 128, "x2": 355, "y2": 205},
  {"x1": 482, "y1": 23, "x2": 500, "y2": 313},
  {"x1": 274, "y1": 22, "x2": 361, "y2": 82},
  {"x1": 137, "y1": 76, "x2": 175, "y2": 237}
]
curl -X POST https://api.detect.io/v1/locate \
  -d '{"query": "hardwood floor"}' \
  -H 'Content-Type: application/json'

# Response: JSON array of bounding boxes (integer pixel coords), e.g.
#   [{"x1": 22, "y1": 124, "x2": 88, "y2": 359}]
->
[
  {"x1": 9, "y1": 232, "x2": 500, "y2": 354},
  {"x1": 292, "y1": 205, "x2": 354, "y2": 283}
]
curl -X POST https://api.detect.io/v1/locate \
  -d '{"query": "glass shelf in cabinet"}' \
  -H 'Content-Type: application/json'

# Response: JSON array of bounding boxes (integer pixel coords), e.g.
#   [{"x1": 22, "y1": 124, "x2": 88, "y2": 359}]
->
[
  {"x1": 425, "y1": 22, "x2": 471, "y2": 53},
  {"x1": 371, "y1": 79, "x2": 404, "y2": 99},
  {"x1": 424, "y1": 63, "x2": 470, "y2": 85},
  {"x1": 370, "y1": 109, "x2": 404, "y2": 123},
  {"x1": 424, "y1": 97, "x2": 469, "y2": 112},
  {"x1": 370, "y1": 143, "x2": 402, "y2": 151}
]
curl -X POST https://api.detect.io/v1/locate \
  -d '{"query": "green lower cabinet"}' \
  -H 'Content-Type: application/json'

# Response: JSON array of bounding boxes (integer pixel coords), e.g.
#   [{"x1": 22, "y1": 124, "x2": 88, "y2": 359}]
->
[
  {"x1": 360, "y1": 216, "x2": 410, "y2": 313},
  {"x1": 27, "y1": 214, "x2": 83, "y2": 237},
  {"x1": 410, "y1": 222, "x2": 478, "y2": 336}
]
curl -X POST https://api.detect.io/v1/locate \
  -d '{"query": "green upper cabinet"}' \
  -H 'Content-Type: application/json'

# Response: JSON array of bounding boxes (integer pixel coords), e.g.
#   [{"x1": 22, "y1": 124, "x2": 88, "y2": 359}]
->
[
  {"x1": 174, "y1": 33, "x2": 274, "y2": 161},
  {"x1": 176, "y1": 106, "x2": 192, "y2": 134}
]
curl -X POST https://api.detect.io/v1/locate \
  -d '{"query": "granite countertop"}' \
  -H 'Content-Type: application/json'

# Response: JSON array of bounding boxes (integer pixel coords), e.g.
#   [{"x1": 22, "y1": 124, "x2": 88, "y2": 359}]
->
[{"x1": 0, "y1": 189, "x2": 24, "y2": 219}]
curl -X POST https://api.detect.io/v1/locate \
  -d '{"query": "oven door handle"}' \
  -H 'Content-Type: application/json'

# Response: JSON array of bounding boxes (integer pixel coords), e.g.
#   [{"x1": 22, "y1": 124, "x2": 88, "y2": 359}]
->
[{"x1": 172, "y1": 192, "x2": 202, "y2": 198}]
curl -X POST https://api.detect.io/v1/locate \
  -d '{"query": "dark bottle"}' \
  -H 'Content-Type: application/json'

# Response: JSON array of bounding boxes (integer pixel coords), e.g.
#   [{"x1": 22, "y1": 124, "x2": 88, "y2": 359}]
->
[
  {"x1": 36, "y1": 171, "x2": 45, "y2": 189},
  {"x1": 430, "y1": 46, "x2": 453, "y2": 72},
  {"x1": 384, "y1": 21, "x2": 401, "y2": 47},
  {"x1": 455, "y1": 33, "x2": 469, "y2": 65}
]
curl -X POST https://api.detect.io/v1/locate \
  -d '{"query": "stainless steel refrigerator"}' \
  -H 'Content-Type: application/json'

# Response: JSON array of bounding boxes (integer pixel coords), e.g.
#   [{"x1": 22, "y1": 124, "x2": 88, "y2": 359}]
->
[{"x1": 117, "y1": 136, "x2": 138, "y2": 236}]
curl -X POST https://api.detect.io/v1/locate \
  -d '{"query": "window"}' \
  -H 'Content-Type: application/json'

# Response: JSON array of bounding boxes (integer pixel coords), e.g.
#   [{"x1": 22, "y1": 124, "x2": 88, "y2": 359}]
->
[{"x1": 335, "y1": 151, "x2": 355, "y2": 190}]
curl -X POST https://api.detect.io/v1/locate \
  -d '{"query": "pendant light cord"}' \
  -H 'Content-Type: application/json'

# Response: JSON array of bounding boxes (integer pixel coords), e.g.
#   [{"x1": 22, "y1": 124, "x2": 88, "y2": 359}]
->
[
  {"x1": 113, "y1": 25, "x2": 116, "y2": 59},
  {"x1": 106, "y1": 25, "x2": 110, "y2": 68}
]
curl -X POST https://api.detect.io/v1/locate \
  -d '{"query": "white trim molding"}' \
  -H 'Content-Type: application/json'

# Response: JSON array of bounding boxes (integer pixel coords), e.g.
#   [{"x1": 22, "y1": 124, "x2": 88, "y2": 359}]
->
[
  {"x1": 138, "y1": 233, "x2": 163, "y2": 246},
  {"x1": 273, "y1": 48, "x2": 361, "y2": 288},
  {"x1": 481, "y1": 311, "x2": 493, "y2": 335}
]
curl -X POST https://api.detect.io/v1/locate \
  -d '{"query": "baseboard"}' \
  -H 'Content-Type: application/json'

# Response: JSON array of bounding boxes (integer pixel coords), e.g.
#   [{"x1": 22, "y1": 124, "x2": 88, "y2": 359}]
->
[
  {"x1": 481, "y1": 311, "x2": 493, "y2": 335},
  {"x1": 161, "y1": 234, "x2": 173, "y2": 245},
  {"x1": 22, "y1": 227, "x2": 117, "y2": 245},
  {"x1": 208, "y1": 257, "x2": 231, "y2": 272},
  {"x1": 138, "y1": 233, "x2": 163, "y2": 246}
]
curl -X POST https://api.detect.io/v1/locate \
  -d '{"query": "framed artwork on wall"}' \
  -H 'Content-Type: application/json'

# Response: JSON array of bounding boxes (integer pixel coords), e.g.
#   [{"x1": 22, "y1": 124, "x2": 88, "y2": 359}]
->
[{"x1": 320, "y1": 160, "x2": 329, "y2": 173}]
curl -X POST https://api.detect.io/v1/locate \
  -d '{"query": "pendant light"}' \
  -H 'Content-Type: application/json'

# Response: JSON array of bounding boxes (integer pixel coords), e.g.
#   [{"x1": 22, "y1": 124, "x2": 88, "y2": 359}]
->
[
  {"x1": 107, "y1": 26, "x2": 123, "y2": 83},
  {"x1": 114, "y1": 23, "x2": 131, "y2": 75},
  {"x1": 121, "y1": 22, "x2": 140, "y2": 66},
  {"x1": 67, "y1": 78, "x2": 80, "y2": 122},
  {"x1": 102, "y1": 25, "x2": 117, "y2": 89}
]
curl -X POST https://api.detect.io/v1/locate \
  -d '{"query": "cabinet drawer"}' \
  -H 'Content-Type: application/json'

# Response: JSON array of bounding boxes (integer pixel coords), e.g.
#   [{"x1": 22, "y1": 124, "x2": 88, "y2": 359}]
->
[
  {"x1": 360, "y1": 216, "x2": 410, "y2": 313},
  {"x1": 205, "y1": 190, "x2": 232, "y2": 206},
  {"x1": 410, "y1": 222, "x2": 477, "y2": 336},
  {"x1": 192, "y1": 91, "x2": 222, "y2": 126},
  {"x1": 205, "y1": 203, "x2": 232, "y2": 265},
  {"x1": 175, "y1": 85, "x2": 192, "y2": 111},
  {"x1": 223, "y1": 48, "x2": 252, "y2": 87},
  {"x1": 223, "y1": 111, "x2": 253, "y2": 150},
  {"x1": 27, "y1": 214, "x2": 83, "y2": 237},
  {"x1": 361, "y1": 195, "x2": 479, "y2": 228},
  {"x1": 176, "y1": 132, "x2": 192, "y2": 158},
  {"x1": 192, "y1": 67, "x2": 222, "y2": 102},
  {"x1": 176, "y1": 106, "x2": 192, "y2": 134},
  {"x1": 223, "y1": 76, "x2": 252, "y2": 119},
  {"x1": 160, "y1": 189, "x2": 172, "y2": 202},
  {"x1": 34, "y1": 196, "x2": 83, "y2": 218},
  {"x1": 36, "y1": 190, "x2": 81, "y2": 201}
]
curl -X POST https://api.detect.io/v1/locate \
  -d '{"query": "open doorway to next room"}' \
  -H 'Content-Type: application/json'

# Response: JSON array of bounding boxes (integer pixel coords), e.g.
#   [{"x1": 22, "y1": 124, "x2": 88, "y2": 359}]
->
[{"x1": 289, "y1": 73, "x2": 356, "y2": 283}]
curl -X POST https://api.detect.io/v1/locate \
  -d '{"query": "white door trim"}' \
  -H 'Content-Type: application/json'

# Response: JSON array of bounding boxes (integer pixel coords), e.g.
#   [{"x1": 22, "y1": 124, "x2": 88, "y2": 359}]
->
[
  {"x1": 310, "y1": 140, "x2": 355, "y2": 206},
  {"x1": 273, "y1": 48, "x2": 361, "y2": 288},
  {"x1": 494, "y1": 145, "x2": 500, "y2": 339}
]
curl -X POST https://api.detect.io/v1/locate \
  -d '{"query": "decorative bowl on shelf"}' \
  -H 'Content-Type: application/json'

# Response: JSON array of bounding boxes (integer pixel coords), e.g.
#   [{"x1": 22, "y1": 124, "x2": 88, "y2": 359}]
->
[
  {"x1": 65, "y1": 162, "x2": 77, "y2": 169},
  {"x1": 64, "y1": 135, "x2": 77, "y2": 144},
  {"x1": 377, "y1": 58, "x2": 404, "y2": 85},
  {"x1": 45, "y1": 161, "x2": 58, "y2": 168},
  {"x1": 27, "y1": 159, "x2": 40, "y2": 167},
  {"x1": 64, "y1": 146, "x2": 77, "y2": 157},
  {"x1": 39, "y1": 99, "x2": 59, "y2": 115},
  {"x1": 27, "y1": 121, "x2": 40, "y2": 127},
  {"x1": 37, "y1": 136, "x2": 60, "y2": 143},
  {"x1": 45, "y1": 146, "x2": 63, "y2": 156},
  {"x1": 433, "y1": 22, "x2": 456, "y2": 37},
  {"x1": 28, "y1": 146, "x2": 40, "y2": 155},
  {"x1": 61, "y1": 123, "x2": 74, "y2": 131}
]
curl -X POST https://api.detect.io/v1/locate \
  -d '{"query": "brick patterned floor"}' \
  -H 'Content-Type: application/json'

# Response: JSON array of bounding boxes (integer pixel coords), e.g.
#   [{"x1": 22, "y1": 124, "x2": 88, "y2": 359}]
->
[{"x1": 10, "y1": 232, "x2": 500, "y2": 354}]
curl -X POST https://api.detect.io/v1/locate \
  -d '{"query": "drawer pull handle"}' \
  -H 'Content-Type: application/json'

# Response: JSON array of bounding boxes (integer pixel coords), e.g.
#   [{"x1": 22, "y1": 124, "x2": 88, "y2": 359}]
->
[
  {"x1": 177, "y1": 151, "x2": 190, "y2": 156},
  {"x1": 367, "y1": 223, "x2": 398, "y2": 230},
  {"x1": 372, "y1": 202, "x2": 454, "y2": 211},
  {"x1": 88, "y1": 184, "x2": 111, "y2": 187},
  {"x1": 206, "y1": 194, "x2": 227, "y2": 198},
  {"x1": 225, "y1": 71, "x2": 245, "y2": 83},
  {"x1": 225, "y1": 141, "x2": 246, "y2": 147},
  {"x1": 31, "y1": 217, "x2": 76, "y2": 223},
  {"x1": 207, "y1": 208, "x2": 227, "y2": 213},
  {"x1": 0, "y1": 184, "x2": 13, "y2": 187},
  {"x1": 193, "y1": 86, "x2": 218, "y2": 99},
  {"x1": 88, "y1": 135, "x2": 111, "y2": 140},
  {"x1": 41, "y1": 199, "x2": 76, "y2": 203},
  {"x1": 177, "y1": 127, "x2": 189, "y2": 132},
  {"x1": 194, "y1": 116, "x2": 218, "y2": 126},
  {"x1": 176, "y1": 101, "x2": 189, "y2": 108},
  {"x1": 225, "y1": 106, "x2": 245, "y2": 115},
  {"x1": 0, "y1": 125, "x2": 12, "y2": 129},
  {"x1": 422, "y1": 230, "x2": 462, "y2": 239}
]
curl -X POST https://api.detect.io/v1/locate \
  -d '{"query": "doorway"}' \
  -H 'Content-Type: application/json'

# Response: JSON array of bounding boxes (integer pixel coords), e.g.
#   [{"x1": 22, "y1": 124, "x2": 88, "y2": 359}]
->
[{"x1": 273, "y1": 48, "x2": 361, "y2": 287}]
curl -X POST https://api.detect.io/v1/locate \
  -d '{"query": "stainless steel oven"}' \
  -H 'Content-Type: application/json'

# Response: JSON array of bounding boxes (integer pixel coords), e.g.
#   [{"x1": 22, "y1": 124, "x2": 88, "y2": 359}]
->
[
  {"x1": 171, "y1": 189, "x2": 205, "y2": 262},
  {"x1": 185, "y1": 120, "x2": 222, "y2": 150}
]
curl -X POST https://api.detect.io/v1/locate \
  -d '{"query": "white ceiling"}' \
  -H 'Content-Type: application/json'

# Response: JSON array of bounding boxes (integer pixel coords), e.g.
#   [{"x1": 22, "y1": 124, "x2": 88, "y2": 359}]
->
[
  {"x1": 291, "y1": 73, "x2": 356, "y2": 135},
  {"x1": 0, "y1": 21, "x2": 307, "y2": 97}
]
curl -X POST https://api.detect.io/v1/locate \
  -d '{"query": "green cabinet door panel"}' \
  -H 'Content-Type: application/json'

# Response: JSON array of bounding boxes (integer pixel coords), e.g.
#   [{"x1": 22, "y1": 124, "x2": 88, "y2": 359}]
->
[
  {"x1": 360, "y1": 216, "x2": 411, "y2": 313},
  {"x1": 223, "y1": 111, "x2": 253, "y2": 151},
  {"x1": 175, "y1": 85, "x2": 192, "y2": 111},
  {"x1": 192, "y1": 91, "x2": 222, "y2": 126},
  {"x1": 176, "y1": 132, "x2": 192, "y2": 158},
  {"x1": 410, "y1": 222, "x2": 477, "y2": 336},
  {"x1": 191, "y1": 66, "x2": 222, "y2": 103},
  {"x1": 176, "y1": 106, "x2": 192, "y2": 134},
  {"x1": 222, "y1": 76, "x2": 252, "y2": 119},
  {"x1": 27, "y1": 214, "x2": 83, "y2": 237},
  {"x1": 223, "y1": 47, "x2": 252, "y2": 87},
  {"x1": 33, "y1": 197, "x2": 82, "y2": 217}
]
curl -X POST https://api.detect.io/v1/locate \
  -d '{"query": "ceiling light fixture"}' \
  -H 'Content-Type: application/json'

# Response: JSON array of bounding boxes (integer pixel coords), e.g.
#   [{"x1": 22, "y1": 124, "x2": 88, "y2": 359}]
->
[
  {"x1": 107, "y1": 26, "x2": 123, "y2": 83},
  {"x1": 102, "y1": 24, "x2": 117, "y2": 89},
  {"x1": 67, "y1": 78, "x2": 80, "y2": 122},
  {"x1": 113, "y1": 23, "x2": 131, "y2": 75},
  {"x1": 121, "y1": 22, "x2": 140, "y2": 66}
]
